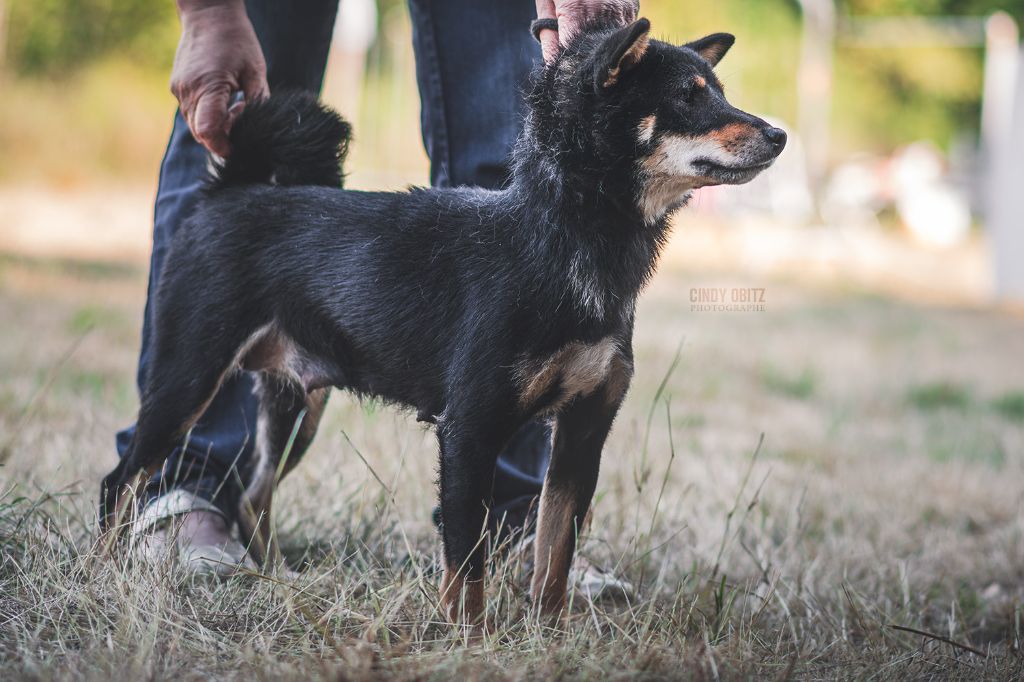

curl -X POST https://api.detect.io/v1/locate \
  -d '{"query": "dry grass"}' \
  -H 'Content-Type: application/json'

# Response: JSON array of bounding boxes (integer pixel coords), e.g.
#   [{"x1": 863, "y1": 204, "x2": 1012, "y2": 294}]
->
[{"x1": 1, "y1": 252, "x2": 1023, "y2": 680}]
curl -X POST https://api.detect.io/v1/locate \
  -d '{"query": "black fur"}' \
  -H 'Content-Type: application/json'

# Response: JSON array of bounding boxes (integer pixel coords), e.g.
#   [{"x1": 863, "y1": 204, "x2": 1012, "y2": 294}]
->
[
  {"x1": 100, "y1": 18, "x2": 785, "y2": 623},
  {"x1": 211, "y1": 91, "x2": 351, "y2": 189}
]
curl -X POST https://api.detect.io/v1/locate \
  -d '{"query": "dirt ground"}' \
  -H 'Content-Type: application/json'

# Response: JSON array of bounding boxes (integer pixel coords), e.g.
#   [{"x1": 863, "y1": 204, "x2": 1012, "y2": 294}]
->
[{"x1": 1, "y1": 249, "x2": 1023, "y2": 679}]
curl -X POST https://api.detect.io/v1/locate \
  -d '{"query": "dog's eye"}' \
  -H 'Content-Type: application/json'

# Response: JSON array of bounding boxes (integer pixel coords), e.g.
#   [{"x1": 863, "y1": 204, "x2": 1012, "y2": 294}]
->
[{"x1": 681, "y1": 84, "x2": 698, "y2": 105}]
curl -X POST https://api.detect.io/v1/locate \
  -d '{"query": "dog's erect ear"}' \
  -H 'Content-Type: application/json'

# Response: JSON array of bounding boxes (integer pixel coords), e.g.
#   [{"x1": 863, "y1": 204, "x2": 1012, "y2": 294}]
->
[
  {"x1": 593, "y1": 18, "x2": 651, "y2": 91},
  {"x1": 685, "y1": 33, "x2": 735, "y2": 67}
]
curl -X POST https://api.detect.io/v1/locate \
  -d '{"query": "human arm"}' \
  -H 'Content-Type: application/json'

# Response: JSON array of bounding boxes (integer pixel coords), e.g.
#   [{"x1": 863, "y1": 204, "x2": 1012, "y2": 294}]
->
[
  {"x1": 170, "y1": 0, "x2": 269, "y2": 156},
  {"x1": 533, "y1": 0, "x2": 639, "y2": 63}
]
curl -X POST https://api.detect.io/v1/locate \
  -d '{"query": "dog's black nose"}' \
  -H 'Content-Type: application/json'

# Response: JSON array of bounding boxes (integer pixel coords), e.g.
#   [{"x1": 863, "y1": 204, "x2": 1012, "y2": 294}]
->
[{"x1": 762, "y1": 126, "x2": 787, "y2": 154}]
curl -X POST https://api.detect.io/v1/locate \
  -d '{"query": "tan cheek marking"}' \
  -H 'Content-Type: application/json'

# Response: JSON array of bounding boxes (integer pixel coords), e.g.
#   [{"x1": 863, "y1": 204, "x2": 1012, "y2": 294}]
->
[
  {"x1": 637, "y1": 115, "x2": 657, "y2": 144},
  {"x1": 638, "y1": 176, "x2": 698, "y2": 224},
  {"x1": 640, "y1": 139, "x2": 672, "y2": 176},
  {"x1": 638, "y1": 132, "x2": 741, "y2": 222},
  {"x1": 640, "y1": 133, "x2": 712, "y2": 176}
]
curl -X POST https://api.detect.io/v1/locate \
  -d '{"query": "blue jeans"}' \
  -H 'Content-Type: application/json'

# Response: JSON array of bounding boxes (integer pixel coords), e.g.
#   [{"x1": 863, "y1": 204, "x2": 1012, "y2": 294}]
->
[{"x1": 117, "y1": 0, "x2": 548, "y2": 536}]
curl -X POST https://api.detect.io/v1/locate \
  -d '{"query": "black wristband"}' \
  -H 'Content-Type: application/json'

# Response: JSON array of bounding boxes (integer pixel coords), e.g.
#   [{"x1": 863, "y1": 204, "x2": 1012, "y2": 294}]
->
[{"x1": 530, "y1": 18, "x2": 559, "y2": 43}]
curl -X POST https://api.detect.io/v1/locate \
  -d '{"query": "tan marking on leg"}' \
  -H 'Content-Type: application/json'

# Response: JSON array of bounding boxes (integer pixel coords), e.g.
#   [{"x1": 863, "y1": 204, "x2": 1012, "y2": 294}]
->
[
  {"x1": 440, "y1": 565, "x2": 486, "y2": 635},
  {"x1": 181, "y1": 324, "x2": 278, "y2": 437},
  {"x1": 604, "y1": 355, "x2": 634, "y2": 406},
  {"x1": 238, "y1": 460, "x2": 277, "y2": 567},
  {"x1": 177, "y1": 358, "x2": 245, "y2": 439},
  {"x1": 561, "y1": 341, "x2": 619, "y2": 398},
  {"x1": 516, "y1": 338, "x2": 621, "y2": 412},
  {"x1": 239, "y1": 378, "x2": 325, "y2": 568},
  {"x1": 516, "y1": 346, "x2": 574, "y2": 409},
  {"x1": 531, "y1": 481, "x2": 579, "y2": 616},
  {"x1": 238, "y1": 401, "x2": 283, "y2": 568},
  {"x1": 240, "y1": 326, "x2": 286, "y2": 371},
  {"x1": 276, "y1": 387, "x2": 329, "y2": 480},
  {"x1": 299, "y1": 388, "x2": 329, "y2": 444},
  {"x1": 101, "y1": 463, "x2": 163, "y2": 554},
  {"x1": 179, "y1": 385, "x2": 226, "y2": 440},
  {"x1": 104, "y1": 328, "x2": 264, "y2": 541},
  {"x1": 242, "y1": 326, "x2": 309, "y2": 388},
  {"x1": 108, "y1": 472, "x2": 146, "y2": 530}
]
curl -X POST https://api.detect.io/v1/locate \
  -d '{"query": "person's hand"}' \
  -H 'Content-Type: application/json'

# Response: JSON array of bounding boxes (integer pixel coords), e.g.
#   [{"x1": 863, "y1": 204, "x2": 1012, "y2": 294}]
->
[
  {"x1": 534, "y1": 0, "x2": 639, "y2": 63},
  {"x1": 170, "y1": 0, "x2": 268, "y2": 156}
]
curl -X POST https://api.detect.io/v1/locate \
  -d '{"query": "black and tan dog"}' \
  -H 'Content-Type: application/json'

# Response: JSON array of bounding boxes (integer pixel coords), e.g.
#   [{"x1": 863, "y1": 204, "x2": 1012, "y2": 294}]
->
[{"x1": 100, "y1": 17, "x2": 785, "y2": 630}]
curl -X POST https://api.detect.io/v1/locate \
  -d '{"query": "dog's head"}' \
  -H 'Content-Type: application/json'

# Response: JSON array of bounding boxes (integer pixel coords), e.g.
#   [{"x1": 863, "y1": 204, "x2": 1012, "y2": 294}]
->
[{"x1": 530, "y1": 18, "x2": 786, "y2": 224}]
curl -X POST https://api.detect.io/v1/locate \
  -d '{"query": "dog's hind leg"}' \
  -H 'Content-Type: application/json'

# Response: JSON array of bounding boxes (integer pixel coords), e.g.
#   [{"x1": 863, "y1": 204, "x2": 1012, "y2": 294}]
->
[
  {"x1": 530, "y1": 370, "x2": 630, "y2": 619},
  {"x1": 98, "y1": 326, "x2": 258, "y2": 536},
  {"x1": 238, "y1": 371, "x2": 329, "y2": 568},
  {"x1": 98, "y1": 256, "x2": 273, "y2": 538}
]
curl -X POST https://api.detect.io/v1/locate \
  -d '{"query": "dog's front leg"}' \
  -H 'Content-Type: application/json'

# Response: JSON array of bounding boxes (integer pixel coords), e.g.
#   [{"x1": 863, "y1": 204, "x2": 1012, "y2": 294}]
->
[
  {"x1": 531, "y1": 374, "x2": 630, "y2": 619},
  {"x1": 435, "y1": 415, "x2": 514, "y2": 635}
]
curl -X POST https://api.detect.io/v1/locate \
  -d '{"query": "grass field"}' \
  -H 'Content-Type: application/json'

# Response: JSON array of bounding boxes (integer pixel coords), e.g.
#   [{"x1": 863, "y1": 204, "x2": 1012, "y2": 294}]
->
[{"x1": 1, "y1": 251, "x2": 1023, "y2": 680}]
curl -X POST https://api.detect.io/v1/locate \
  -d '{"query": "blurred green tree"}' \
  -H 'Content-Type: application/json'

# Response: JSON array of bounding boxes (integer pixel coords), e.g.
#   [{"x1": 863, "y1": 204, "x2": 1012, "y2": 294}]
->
[
  {"x1": 6, "y1": 0, "x2": 176, "y2": 75},
  {"x1": 834, "y1": 0, "x2": 1024, "y2": 154},
  {"x1": 843, "y1": 1, "x2": 1022, "y2": 22},
  {"x1": 648, "y1": 0, "x2": 1022, "y2": 157},
  {"x1": 2, "y1": 0, "x2": 1021, "y2": 167}
]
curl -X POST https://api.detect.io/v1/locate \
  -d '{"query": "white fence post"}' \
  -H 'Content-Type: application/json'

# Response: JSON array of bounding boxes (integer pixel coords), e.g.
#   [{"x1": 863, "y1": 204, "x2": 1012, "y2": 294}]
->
[{"x1": 988, "y1": 44, "x2": 1024, "y2": 302}]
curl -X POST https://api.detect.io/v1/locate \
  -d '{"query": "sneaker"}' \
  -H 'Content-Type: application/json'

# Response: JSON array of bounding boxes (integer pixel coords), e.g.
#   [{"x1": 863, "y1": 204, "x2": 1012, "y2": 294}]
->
[
  {"x1": 130, "y1": 489, "x2": 254, "y2": 576},
  {"x1": 569, "y1": 553, "x2": 634, "y2": 601}
]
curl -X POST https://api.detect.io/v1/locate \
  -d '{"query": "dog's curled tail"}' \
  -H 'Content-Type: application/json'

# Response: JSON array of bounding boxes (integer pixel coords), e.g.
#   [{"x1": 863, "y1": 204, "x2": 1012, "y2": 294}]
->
[{"x1": 209, "y1": 90, "x2": 352, "y2": 190}]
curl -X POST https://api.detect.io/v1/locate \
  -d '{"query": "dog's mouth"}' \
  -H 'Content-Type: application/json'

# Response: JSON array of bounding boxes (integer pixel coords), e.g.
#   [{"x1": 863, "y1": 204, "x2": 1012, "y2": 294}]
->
[{"x1": 692, "y1": 158, "x2": 775, "y2": 185}]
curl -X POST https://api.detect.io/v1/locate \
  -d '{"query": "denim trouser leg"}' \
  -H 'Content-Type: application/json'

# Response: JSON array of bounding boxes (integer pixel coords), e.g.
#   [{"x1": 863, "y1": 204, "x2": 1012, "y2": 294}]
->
[
  {"x1": 116, "y1": 0, "x2": 340, "y2": 519},
  {"x1": 409, "y1": 0, "x2": 550, "y2": 536}
]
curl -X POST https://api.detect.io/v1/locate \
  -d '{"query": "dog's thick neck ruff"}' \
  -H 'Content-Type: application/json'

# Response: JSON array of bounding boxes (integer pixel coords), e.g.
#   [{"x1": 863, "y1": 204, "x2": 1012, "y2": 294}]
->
[
  {"x1": 496, "y1": 19, "x2": 784, "y2": 323},
  {"x1": 500, "y1": 24, "x2": 672, "y2": 322}
]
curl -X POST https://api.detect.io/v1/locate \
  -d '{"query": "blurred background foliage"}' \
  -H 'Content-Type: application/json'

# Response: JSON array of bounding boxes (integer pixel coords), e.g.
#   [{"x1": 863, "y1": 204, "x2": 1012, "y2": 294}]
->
[
  {"x1": 0, "y1": 0, "x2": 1021, "y2": 185},
  {"x1": 6, "y1": 0, "x2": 177, "y2": 74}
]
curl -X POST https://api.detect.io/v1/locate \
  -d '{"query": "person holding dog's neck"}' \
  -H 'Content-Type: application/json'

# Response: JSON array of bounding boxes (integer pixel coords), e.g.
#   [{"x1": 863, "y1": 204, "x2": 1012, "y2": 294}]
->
[{"x1": 114, "y1": 0, "x2": 638, "y2": 597}]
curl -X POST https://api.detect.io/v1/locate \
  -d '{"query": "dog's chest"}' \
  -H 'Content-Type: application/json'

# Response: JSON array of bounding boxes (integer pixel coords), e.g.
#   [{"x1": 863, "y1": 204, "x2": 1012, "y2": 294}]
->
[{"x1": 515, "y1": 337, "x2": 622, "y2": 413}]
